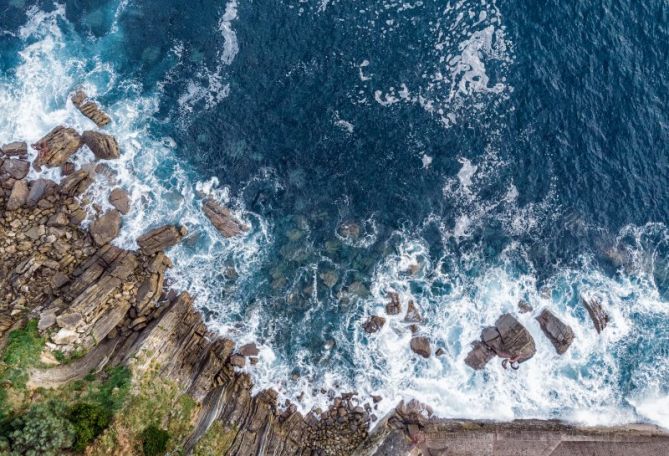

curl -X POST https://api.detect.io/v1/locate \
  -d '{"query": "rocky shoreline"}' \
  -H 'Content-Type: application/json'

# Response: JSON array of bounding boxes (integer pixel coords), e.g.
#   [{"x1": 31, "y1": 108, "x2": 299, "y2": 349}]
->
[{"x1": 1, "y1": 94, "x2": 668, "y2": 455}]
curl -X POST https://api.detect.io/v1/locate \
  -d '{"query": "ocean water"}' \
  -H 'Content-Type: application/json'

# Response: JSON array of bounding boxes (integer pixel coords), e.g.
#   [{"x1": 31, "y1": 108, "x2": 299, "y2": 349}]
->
[{"x1": 1, "y1": 0, "x2": 669, "y2": 428}]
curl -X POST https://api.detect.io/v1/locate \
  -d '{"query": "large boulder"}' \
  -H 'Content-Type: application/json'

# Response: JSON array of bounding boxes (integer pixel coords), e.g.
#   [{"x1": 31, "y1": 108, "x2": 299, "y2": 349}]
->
[
  {"x1": 6, "y1": 180, "x2": 28, "y2": 210},
  {"x1": 481, "y1": 314, "x2": 536, "y2": 362},
  {"x1": 362, "y1": 315, "x2": 386, "y2": 334},
  {"x1": 60, "y1": 169, "x2": 93, "y2": 197},
  {"x1": 1, "y1": 158, "x2": 30, "y2": 180},
  {"x1": 90, "y1": 210, "x2": 121, "y2": 246},
  {"x1": 1, "y1": 141, "x2": 27, "y2": 157},
  {"x1": 137, "y1": 225, "x2": 187, "y2": 255},
  {"x1": 202, "y1": 199, "x2": 249, "y2": 237},
  {"x1": 464, "y1": 341, "x2": 495, "y2": 370},
  {"x1": 109, "y1": 187, "x2": 130, "y2": 214},
  {"x1": 582, "y1": 296, "x2": 609, "y2": 333},
  {"x1": 71, "y1": 90, "x2": 111, "y2": 127},
  {"x1": 33, "y1": 126, "x2": 82, "y2": 167},
  {"x1": 82, "y1": 131, "x2": 120, "y2": 160},
  {"x1": 26, "y1": 178, "x2": 57, "y2": 207},
  {"x1": 536, "y1": 309, "x2": 574, "y2": 354},
  {"x1": 410, "y1": 336, "x2": 431, "y2": 358}
]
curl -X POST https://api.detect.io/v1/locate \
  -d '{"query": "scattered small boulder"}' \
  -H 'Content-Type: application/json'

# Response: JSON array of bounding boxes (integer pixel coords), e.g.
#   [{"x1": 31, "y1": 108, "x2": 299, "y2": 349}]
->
[
  {"x1": 465, "y1": 314, "x2": 536, "y2": 370},
  {"x1": 362, "y1": 315, "x2": 386, "y2": 334},
  {"x1": 137, "y1": 225, "x2": 187, "y2": 255},
  {"x1": 1, "y1": 158, "x2": 30, "y2": 180},
  {"x1": 410, "y1": 336, "x2": 431, "y2": 358},
  {"x1": 33, "y1": 126, "x2": 82, "y2": 167},
  {"x1": 1, "y1": 141, "x2": 27, "y2": 157},
  {"x1": 582, "y1": 295, "x2": 609, "y2": 333},
  {"x1": 6, "y1": 180, "x2": 28, "y2": 211},
  {"x1": 202, "y1": 199, "x2": 249, "y2": 237},
  {"x1": 386, "y1": 292, "x2": 401, "y2": 315},
  {"x1": 109, "y1": 187, "x2": 131, "y2": 214},
  {"x1": 536, "y1": 308, "x2": 574, "y2": 354},
  {"x1": 82, "y1": 130, "x2": 120, "y2": 160},
  {"x1": 71, "y1": 89, "x2": 111, "y2": 127},
  {"x1": 90, "y1": 209, "x2": 121, "y2": 246},
  {"x1": 404, "y1": 300, "x2": 422, "y2": 323},
  {"x1": 435, "y1": 347, "x2": 446, "y2": 357}
]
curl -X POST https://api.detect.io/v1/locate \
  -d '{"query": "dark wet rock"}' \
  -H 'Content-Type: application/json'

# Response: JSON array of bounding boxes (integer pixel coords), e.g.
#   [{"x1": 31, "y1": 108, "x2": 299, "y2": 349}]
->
[
  {"x1": 1, "y1": 141, "x2": 27, "y2": 157},
  {"x1": 481, "y1": 314, "x2": 536, "y2": 363},
  {"x1": 60, "y1": 169, "x2": 93, "y2": 196},
  {"x1": 82, "y1": 130, "x2": 120, "y2": 160},
  {"x1": 435, "y1": 347, "x2": 446, "y2": 357},
  {"x1": 71, "y1": 89, "x2": 111, "y2": 127},
  {"x1": 90, "y1": 210, "x2": 121, "y2": 246},
  {"x1": 239, "y1": 343, "x2": 259, "y2": 357},
  {"x1": 582, "y1": 295, "x2": 609, "y2": 333},
  {"x1": 464, "y1": 341, "x2": 496, "y2": 370},
  {"x1": 410, "y1": 336, "x2": 431, "y2": 358},
  {"x1": 386, "y1": 291, "x2": 401, "y2": 315},
  {"x1": 109, "y1": 187, "x2": 130, "y2": 214},
  {"x1": 61, "y1": 161, "x2": 75, "y2": 176},
  {"x1": 1, "y1": 158, "x2": 30, "y2": 180},
  {"x1": 202, "y1": 199, "x2": 249, "y2": 237},
  {"x1": 137, "y1": 225, "x2": 186, "y2": 255},
  {"x1": 363, "y1": 315, "x2": 386, "y2": 334},
  {"x1": 6, "y1": 180, "x2": 28, "y2": 211},
  {"x1": 404, "y1": 300, "x2": 422, "y2": 323},
  {"x1": 33, "y1": 126, "x2": 82, "y2": 167},
  {"x1": 518, "y1": 299, "x2": 533, "y2": 314},
  {"x1": 26, "y1": 178, "x2": 57, "y2": 207},
  {"x1": 536, "y1": 308, "x2": 575, "y2": 354}
]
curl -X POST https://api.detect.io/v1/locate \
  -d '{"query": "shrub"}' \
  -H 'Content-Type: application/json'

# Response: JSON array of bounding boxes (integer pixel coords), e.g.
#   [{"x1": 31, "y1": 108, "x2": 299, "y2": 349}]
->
[
  {"x1": 69, "y1": 402, "x2": 111, "y2": 452},
  {"x1": 141, "y1": 425, "x2": 170, "y2": 456},
  {"x1": 4, "y1": 400, "x2": 75, "y2": 455}
]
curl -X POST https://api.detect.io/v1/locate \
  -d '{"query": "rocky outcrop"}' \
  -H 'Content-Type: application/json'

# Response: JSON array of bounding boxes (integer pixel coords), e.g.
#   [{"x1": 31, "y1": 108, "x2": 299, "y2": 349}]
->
[
  {"x1": 536, "y1": 309, "x2": 574, "y2": 354},
  {"x1": 363, "y1": 315, "x2": 386, "y2": 333},
  {"x1": 583, "y1": 295, "x2": 609, "y2": 333},
  {"x1": 465, "y1": 314, "x2": 536, "y2": 370},
  {"x1": 33, "y1": 126, "x2": 82, "y2": 167},
  {"x1": 137, "y1": 224, "x2": 187, "y2": 255},
  {"x1": 202, "y1": 199, "x2": 249, "y2": 237},
  {"x1": 71, "y1": 89, "x2": 111, "y2": 127},
  {"x1": 82, "y1": 130, "x2": 120, "y2": 160},
  {"x1": 60, "y1": 168, "x2": 93, "y2": 197}
]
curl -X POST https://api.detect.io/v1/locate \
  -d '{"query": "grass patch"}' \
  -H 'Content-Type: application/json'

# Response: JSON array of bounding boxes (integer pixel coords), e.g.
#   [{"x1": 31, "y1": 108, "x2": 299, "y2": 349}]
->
[{"x1": 193, "y1": 421, "x2": 237, "y2": 456}]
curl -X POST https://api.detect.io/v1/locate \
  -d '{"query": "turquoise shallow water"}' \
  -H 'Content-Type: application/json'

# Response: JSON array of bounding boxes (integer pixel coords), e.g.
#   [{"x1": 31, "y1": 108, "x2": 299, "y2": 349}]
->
[{"x1": 1, "y1": 0, "x2": 668, "y2": 427}]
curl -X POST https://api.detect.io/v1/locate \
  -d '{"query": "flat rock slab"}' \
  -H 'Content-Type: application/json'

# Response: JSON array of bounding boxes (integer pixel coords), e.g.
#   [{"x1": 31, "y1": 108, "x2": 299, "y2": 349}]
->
[
  {"x1": 33, "y1": 126, "x2": 82, "y2": 167},
  {"x1": 71, "y1": 90, "x2": 111, "y2": 127},
  {"x1": 536, "y1": 309, "x2": 575, "y2": 354},
  {"x1": 202, "y1": 199, "x2": 248, "y2": 237},
  {"x1": 82, "y1": 130, "x2": 120, "y2": 160},
  {"x1": 137, "y1": 225, "x2": 187, "y2": 255}
]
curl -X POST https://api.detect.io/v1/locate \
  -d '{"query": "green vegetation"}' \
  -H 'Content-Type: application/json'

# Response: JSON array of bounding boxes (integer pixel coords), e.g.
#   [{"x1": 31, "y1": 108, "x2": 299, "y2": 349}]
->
[
  {"x1": 0, "y1": 320, "x2": 46, "y2": 416},
  {"x1": 193, "y1": 421, "x2": 237, "y2": 456},
  {"x1": 141, "y1": 425, "x2": 170, "y2": 456}
]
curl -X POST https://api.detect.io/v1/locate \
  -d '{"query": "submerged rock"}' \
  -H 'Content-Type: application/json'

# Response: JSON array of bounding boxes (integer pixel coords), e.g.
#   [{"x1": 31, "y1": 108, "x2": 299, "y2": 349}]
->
[
  {"x1": 202, "y1": 199, "x2": 248, "y2": 237},
  {"x1": 362, "y1": 315, "x2": 386, "y2": 334},
  {"x1": 404, "y1": 300, "x2": 422, "y2": 323},
  {"x1": 518, "y1": 299, "x2": 533, "y2": 314},
  {"x1": 33, "y1": 126, "x2": 82, "y2": 167},
  {"x1": 582, "y1": 295, "x2": 609, "y2": 333},
  {"x1": 82, "y1": 130, "x2": 120, "y2": 160},
  {"x1": 410, "y1": 336, "x2": 431, "y2": 358},
  {"x1": 536, "y1": 308, "x2": 574, "y2": 354}
]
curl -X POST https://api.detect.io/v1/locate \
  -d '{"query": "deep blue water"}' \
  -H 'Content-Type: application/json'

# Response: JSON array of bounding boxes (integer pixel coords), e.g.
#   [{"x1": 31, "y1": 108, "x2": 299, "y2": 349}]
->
[{"x1": 1, "y1": 0, "x2": 669, "y2": 426}]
